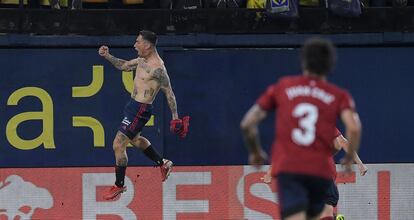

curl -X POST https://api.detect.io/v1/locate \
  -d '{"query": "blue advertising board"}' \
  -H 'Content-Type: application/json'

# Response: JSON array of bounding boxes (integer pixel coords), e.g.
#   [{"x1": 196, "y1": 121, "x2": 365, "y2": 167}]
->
[{"x1": 1, "y1": 46, "x2": 413, "y2": 167}]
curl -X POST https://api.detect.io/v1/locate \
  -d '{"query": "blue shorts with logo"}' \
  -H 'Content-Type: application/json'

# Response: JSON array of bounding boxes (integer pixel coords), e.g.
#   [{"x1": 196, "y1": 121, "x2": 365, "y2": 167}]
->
[
  {"x1": 118, "y1": 99, "x2": 153, "y2": 139},
  {"x1": 276, "y1": 173, "x2": 331, "y2": 219}
]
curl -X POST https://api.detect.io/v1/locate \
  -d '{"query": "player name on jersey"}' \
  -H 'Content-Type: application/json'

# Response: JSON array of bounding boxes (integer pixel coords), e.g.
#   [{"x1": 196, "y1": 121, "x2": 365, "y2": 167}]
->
[{"x1": 285, "y1": 85, "x2": 335, "y2": 104}]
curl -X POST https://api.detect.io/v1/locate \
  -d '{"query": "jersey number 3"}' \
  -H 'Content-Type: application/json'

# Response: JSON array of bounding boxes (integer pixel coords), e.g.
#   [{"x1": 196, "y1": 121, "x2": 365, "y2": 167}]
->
[{"x1": 291, "y1": 103, "x2": 318, "y2": 146}]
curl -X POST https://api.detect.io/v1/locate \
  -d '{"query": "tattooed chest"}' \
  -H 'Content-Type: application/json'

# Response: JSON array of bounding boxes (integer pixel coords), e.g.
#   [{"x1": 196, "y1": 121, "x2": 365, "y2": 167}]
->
[
  {"x1": 137, "y1": 62, "x2": 152, "y2": 73},
  {"x1": 136, "y1": 69, "x2": 161, "y2": 82}
]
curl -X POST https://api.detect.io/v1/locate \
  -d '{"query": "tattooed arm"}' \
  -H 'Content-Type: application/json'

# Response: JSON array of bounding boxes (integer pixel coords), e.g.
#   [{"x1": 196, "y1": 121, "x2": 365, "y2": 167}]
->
[
  {"x1": 155, "y1": 68, "x2": 179, "y2": 120},
  {"x1": 98, "y1": 45, "x2": 138, "y2": 71},
  {"x1": 106, "y1": 55, "x2": 139, "y2": 71},
  {"x1": 240, "y1": 104, "x2": 268, "y2": 166}
]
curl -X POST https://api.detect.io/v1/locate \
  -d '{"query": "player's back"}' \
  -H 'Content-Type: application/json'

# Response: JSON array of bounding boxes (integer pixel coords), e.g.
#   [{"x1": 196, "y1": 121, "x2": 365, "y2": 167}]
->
[{"x1": 257, "y1": 75, "x2": 354, "y2": 179}]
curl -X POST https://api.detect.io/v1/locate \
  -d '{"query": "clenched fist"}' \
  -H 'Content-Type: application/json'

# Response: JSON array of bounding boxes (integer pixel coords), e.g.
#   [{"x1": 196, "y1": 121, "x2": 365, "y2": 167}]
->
[{"x1": 98, "y1": 45, "x2": 110, "y2": 57}]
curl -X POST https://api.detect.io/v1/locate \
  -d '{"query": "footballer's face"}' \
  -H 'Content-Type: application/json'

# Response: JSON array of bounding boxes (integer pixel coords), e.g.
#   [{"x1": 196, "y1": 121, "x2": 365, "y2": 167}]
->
[{"x1": 134, "y1": 35, "x2": 151, "y2": 57}]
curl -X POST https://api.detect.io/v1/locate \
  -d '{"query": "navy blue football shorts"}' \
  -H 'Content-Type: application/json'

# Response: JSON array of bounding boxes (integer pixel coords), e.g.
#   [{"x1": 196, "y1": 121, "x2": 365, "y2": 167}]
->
[
  {"x1": 324, "y1": 179, "x2": 339, "y2": 207},
  {"x1": 276, "y1": 173, "x2": 331, "y2": 219},
  {"x1": 118, "y1": 99, "x2": 153, "y2": 140}
]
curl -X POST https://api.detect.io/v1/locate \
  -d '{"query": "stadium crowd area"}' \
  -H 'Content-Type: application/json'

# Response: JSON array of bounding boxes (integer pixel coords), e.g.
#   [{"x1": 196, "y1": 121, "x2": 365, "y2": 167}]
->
[{"x1": 0, "y1": 0, "x2": 412, "y2": 10}]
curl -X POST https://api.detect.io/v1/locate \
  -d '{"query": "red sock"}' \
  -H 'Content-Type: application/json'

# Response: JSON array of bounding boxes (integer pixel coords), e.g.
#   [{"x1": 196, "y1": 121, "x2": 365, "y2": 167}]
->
[{"x1": 320, "y1": 217, "x2": 334, "y2": 220}]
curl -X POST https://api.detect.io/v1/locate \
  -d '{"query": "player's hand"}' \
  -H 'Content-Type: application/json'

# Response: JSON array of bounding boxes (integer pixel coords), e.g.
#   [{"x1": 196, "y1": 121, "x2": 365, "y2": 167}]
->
[
  {"x1": 260, "y1": 173, "x2": 272, "y2": 184},
  {"x1": 98, "y1": 45, "x2": 109, "y2": 57},
  {"x1": 170, "y1": 116, "x2": 190, "y2": 138},
  {"x1": 358, "y1": 164, "x2": 368, "y2": 176},
  {"x1": 248, "y1": 150, "x2": 267, "y2": 168}
]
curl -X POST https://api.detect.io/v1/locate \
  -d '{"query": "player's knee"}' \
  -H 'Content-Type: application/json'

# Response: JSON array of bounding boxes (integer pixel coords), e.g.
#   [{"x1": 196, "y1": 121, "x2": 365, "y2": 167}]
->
[
  {"x1": 131, "y1": 136, "x2": 151, "y2": 150},
  {"x1": 113, "y1": 141, "x2": 123, "y2": 152},
  {"x1": 138, "y1": 136, "x2": 151, "y2": 147},
  {"x1": 113, "y1": 135, "x2": 128, "y2": 152},
  {"x1": 319, "y1": 204, "x2": 334, "y2": 219}
]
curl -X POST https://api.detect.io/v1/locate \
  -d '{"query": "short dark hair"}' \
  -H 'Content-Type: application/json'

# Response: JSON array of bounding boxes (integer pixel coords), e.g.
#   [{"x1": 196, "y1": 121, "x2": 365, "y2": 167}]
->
[
  {"x1": 301, "y1": 37, "x2": 336, "y2": 76},
  {"x1": 139, "y1": 30, "x2": 157, "y2": 46}
]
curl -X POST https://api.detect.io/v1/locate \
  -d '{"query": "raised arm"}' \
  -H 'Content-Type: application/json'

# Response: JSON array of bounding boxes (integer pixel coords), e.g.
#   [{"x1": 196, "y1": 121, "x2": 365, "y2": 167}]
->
[
  {"x1": 98, "y1": 45, "x2": 138, "y2": 71},
  {"x1": 240, "y1": 104, "x2": 268, "y2": 166},
  {"x1": 156, "y1": 68, "x2": 178, "y2": 120}
]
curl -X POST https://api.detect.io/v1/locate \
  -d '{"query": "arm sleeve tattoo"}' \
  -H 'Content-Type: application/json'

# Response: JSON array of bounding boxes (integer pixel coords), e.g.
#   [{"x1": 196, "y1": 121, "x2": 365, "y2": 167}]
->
[
  {"x1": 106, "y1": 55, "x2": 137, "y2": 71},
  {"x1": 155, "y1": 68, "x2": 179, "y2": 119}
]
